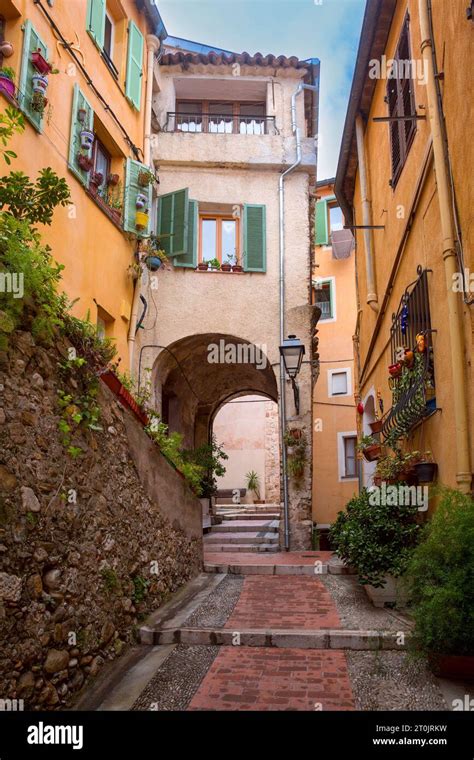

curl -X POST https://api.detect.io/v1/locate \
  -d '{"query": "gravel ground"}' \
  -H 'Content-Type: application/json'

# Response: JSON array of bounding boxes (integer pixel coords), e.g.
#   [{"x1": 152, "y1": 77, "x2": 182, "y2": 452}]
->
[
  {"x1": 347, "y1": 651, "x2": 447, "y2": 711},
  {"x1": 131, "y1": 645, "x2": 218, "y2": 711},
  {"x1": 183, "y1": 575, "x2": 244, "y2": 628},
  {"x1": 321, "y1": 574, "x2": 413, "y2": 631}
]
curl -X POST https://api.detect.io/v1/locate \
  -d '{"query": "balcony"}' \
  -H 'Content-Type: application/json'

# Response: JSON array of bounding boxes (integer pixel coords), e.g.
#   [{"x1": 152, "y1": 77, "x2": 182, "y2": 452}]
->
[
  {"x1": 151, "y1": 116, "x2": 316, "y2": 172},
  {"x1": 164, "y1": 112, "x2": 279, "y2": 135}
]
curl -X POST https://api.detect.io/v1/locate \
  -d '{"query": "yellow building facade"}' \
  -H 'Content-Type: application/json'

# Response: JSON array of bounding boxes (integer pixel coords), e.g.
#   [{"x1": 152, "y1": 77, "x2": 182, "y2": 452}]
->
[
  {"x1": 335, "y1": 0, "x2": 473, "y2": 495},
  {"x1": 0, "y1": 0, "x2": 166, "y2": 369},
  {"x1": 312, "y1": 180, "x2": 358, "y2": 540}
]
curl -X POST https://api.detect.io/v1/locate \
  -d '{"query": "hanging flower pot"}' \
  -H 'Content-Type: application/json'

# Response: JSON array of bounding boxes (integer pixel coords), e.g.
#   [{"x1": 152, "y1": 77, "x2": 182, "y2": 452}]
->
[
  {"x1": 0, "y1": 41, "x2": 14, "y2": 59},
  {"x1": 138, "y1": 169, "x2": 153, "y2": 187},
  {"x1": 135, "y1": 211, "x2": 149, "y2": 231},
  {"x1": 80, "y1": 129, "x2": 94, "y2": 150},
  {"x1": 77, "y1": 153, "x2": 94, "y2": 172},
  {"x1": 77, "y1": 107, "x2": 87, "y2": 123},
  {"x1": 135, "y1": 193, "x2": 148, "y2": 210},
  {"x1": 362, "y1": 444, "x2": 382, "y2": 462},
  {"x1": 31, "y1": 91, "x2": 48, "y2": 115},
  {"x1": 369, "y1": 419, "x2": 384, "y2": 434},
  {"x1": 389, "y1": 362, "x2": 402, "y2": 378},
  {"x1": 90, "y1": 171, "x2": 103, "y2": 187},
  {"x1": 32, "y1": 73, "x2": 48, "y2": 93},
  {"x1": 414, "y1": 461, "x2": 438, "y2": 484},
  {"x1": 145, "y1": 255, "x2": 162, "y2": 271},
  {"x1": 31, "y1": 50, "x2": 52, "y2": 75},
  {"x1": 107, "y1": 173, "x2": 120, "y2": 186},
  {"x1": 0, "y1": 72, "x2": 15, "y2": 99}
]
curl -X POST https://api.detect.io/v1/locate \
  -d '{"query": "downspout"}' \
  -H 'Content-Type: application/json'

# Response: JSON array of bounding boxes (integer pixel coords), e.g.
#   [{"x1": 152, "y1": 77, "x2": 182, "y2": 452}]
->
[
  {"x1": 279, "y1": 82, "x2": 318, "y2": 551},
  {"x1": 418, "y1": 0, "x2": 471, "y2": 493},
  {"x1": 355, "y1": 115, "x2": 379, "y2": 312},
  {"x1": 128, "y1": 35, "x2": 160, "y2": 375}
]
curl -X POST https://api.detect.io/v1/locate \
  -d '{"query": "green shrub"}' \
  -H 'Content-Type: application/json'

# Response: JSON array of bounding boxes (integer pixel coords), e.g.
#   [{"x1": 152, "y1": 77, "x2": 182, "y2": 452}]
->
[
  {"x1": 330, "y1": 488, "x2": 421, "y2": 587},
  {"x1": 403, "y1": 488, "x2": 474, "y2": 656}
]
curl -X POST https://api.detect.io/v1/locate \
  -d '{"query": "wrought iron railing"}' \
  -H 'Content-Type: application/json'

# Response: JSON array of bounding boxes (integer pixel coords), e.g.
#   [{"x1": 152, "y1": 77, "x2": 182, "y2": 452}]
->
[
  {"x1": 382, "y1": 267, "x2": 436, "y2": 444},
  {"x1": 316, "y1": 300, "x2": 332, "y2": 319},
  {"x1": 164, "y1": 112, "x2": 278, "y2": 135}
]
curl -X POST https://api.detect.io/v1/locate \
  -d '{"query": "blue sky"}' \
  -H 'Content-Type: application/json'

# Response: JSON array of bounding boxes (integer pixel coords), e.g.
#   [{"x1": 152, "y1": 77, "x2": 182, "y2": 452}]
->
[{"x1": 157, "y1": 0, "x2": 366, "y2": 178}]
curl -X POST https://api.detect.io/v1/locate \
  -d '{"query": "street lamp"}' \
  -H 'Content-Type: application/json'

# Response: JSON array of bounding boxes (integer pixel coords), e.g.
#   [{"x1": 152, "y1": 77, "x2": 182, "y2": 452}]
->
[{"x1": 279, "y1": 334, "x2": 305, "y2": 414}]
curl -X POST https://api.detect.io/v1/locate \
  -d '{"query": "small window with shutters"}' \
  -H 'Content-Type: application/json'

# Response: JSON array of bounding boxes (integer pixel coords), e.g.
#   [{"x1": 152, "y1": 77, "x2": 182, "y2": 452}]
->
[{"x1": 387, "y1": 14, "x2": 417, "y2": 187}]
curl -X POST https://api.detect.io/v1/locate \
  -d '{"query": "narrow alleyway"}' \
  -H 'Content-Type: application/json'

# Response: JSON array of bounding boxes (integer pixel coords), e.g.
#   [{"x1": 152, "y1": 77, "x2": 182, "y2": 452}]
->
[{"x1": 81, "y1": 507, "x2": 448, "y2": 713}]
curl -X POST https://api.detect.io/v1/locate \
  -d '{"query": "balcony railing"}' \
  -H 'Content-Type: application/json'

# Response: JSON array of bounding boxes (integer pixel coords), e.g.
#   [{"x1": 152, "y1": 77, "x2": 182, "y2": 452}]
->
[
  {"x1": 316, "y1": 300, "x2": 332, "y2": 319},
  {"x1": 164, "y1": 112, "x2": 279, "y2": 135}
]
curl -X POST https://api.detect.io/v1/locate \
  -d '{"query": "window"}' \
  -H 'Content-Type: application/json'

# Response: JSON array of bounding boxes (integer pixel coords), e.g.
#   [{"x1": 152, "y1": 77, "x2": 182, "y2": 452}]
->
[
  {"x1": 337, "y1": 432, "x2": 358, "y2": 481},
  {"x1": 199, "y1": 214, "x2": 239, "y2": 265},
  {"x1": 174, "y1": 100, "x2": 268, "y2": 134},
  {"x1": 387, "y1": 15, "x2": 417, "y2": 186},
  {"x1": 328, "y1": 202, "x2": 343, "y2": 233},
  {"x1": 102, "y1": 12, "x2": 118, "y2": 78},
  {"x1": 328, "y1": 367, "x2": 351, "y2": 397},
  {"x1": 91, "y1": 138, "x2": 111, "y2": 193},
  {"x1": 313, "y1": 277, "x2": 335, "y2": 321},
  {"x1": 343, "y1": 436, "x2": 357, "y2": 478}
]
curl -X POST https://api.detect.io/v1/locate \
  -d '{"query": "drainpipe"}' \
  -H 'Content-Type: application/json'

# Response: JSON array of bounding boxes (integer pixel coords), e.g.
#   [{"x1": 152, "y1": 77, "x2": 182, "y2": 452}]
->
[
  {"x1": 279, "y1": 82, "x2": 318, "y2": 551},
  {"x1": 128, "y1": 35, "x2": 160, "y2": 375},
  {"x1": 355, "y1": 115, "x2": 379, "y2": 312},
  {"x1": 418, "y1": 0, "x2": 471, "y2": 493}
]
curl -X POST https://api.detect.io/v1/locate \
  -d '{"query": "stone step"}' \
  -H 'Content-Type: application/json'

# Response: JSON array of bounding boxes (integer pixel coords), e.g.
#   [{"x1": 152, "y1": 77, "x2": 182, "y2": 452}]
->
[
  {"x1": 210, "y1": 520, "x2": 279, "y2": 533},
  {"x1": 217, "y1": 513, "x2": 280, "y2": 521},
  {"x1": 204, "y1": 532, "x2": 279, "y2": 544},
  {"x1": 140, "y1": 626, "x2": 408, "y2": 650},
  {"x1": 204, "y1": 543, "x2": 280, "y2": 553},
  {"x1": 204, "y1": 561, "x2": 328, "y2": 575}
]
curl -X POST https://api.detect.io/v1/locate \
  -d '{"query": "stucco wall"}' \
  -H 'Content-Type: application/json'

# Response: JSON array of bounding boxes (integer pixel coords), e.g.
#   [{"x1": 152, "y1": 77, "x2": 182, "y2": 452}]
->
[
  {"x1": 351, "y1": 0, "x2": 473, "y2": 494},
  {"x1": 2, "y1": 0, "x2": 151, "y2": 369}
]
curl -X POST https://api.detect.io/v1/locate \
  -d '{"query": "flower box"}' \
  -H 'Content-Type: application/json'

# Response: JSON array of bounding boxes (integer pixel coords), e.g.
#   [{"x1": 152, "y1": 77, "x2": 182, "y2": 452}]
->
[
  {"x1": 31, "y1": 50, "x2": 52, "y2": 75},
  {"x1": 100, "y1": 370, "x2": 148, "y2": 426},
  {"x1": 0, "y1": 74, "x2": 15, "y2": 99},
  {"x1": 362, "y1": 443, "x2": 382, "y2": 462}
]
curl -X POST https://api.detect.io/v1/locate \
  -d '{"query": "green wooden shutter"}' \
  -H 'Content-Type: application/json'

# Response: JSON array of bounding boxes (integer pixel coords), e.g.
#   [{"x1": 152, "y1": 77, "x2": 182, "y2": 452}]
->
[
  {"x1": 174, "y1": 200, "x2": 198, "y2": 268},
  {"x1": 243, "y1": 204, "x2": 266, "y2": 272},
  {"x1": 157, "y1": 189, "x2": 189, "y2": 257},
  {"x1": 18, "y1": 20, "x2": 48, "y2": 132},
  {"x1": 123, "y1": 158, "x2": 152, "y2": 235},
  {"x1": 86, "y1": 0, "x2": 106, "y2": 49},
  {"x1": 68, "y1": 84, "x2": 94, "y2": 186},
  {"x1": 315, "y1": 199, "x2": 328, "y2": 245},
  {"x1": 125, "y1": 21, "x2": 144, "y2": 111}
]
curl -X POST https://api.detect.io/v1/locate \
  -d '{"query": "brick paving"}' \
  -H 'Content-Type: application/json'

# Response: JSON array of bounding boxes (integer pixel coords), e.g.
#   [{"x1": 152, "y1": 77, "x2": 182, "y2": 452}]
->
[
  {"x1": 225, "y1": 575, "x2": 340, "y2": 630},
  {"x1": 188, "y1": 647, "x2": 355, "y2": 711}
]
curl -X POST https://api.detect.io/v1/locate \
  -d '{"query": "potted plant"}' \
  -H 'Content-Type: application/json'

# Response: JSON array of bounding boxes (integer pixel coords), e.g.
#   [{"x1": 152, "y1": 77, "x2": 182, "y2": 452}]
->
[
  {"x1": 413, "y1": 451, "x2": 438, "y2": 483},
  {"x1": 80, "y1": 128, "x2": 94, "y2": 150},
  {"x1": 389, "y1": 362, "x2": 403, "y2": 378},
  {"x1": 232, "y1": 254, "x2": 243, "y2": 273},
  {"x1": 369, "y1": 418, "x2": 384, "y2": 434},
  {"x1": 77, "y1": 152, "x2": 93, "y2": 172},
  {"x1": 135, "y1": 211, "x2": 149, "y2": 231},
  {"x1": 77, "y1": 107, "x2": 87, "y2": 123},
  {"x1": 284, "y1": 428, "x2": 307, "y2": 481},
  {"x1": 138, "y1": 168, "x2": 153, "y2": 187},
  {"x1": 0, "y1": 67, "x2": 16, "y2": 98},
  {"x1": 31, "y1": 91, "x2": 48, "y2": 115},
  {"x1": 404, "y1": 488, "x2": 474, "y2": 679},
  {"x1": 107, "y1": 173, "x2": 120, "y2": 186},
  {"x1": 357, "y1": 434, "x2": 382, "y2": 462},
  {"x1": 90, "y1": 171, "x2": 103, "y2": 187},
  {"x1": 330, "y1": 488, "x2": 421, "y2": 607},
  {"x1": 221, "y1": 256, "x2": 232, "y2": 272},
  {"x1": 197, "y1": 261, "x2": 209, "y2": 271},
  {"x1": 208, "y1": 257, "x2": 221, "y2": 271},
  {"x1": 246, "y1": 470, "x2": 261, "y2": 504},
  {"x1": 135, "y1": 192, "x2": 148, "y2": 210},
  {"x1": 31, "y1": 49, "x2": 53, "y2": 75}
]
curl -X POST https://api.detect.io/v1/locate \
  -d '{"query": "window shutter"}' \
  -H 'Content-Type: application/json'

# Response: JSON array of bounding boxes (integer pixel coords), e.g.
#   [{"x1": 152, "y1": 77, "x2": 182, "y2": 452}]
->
[
  {"x1": 123, "y1": 158, "x2": 152, "y2": 235},
  {"x1": 125, "y1": 21, "x2": 144, "y2": 111},
  {"x1": 157, "y1": 189, "x2": 189, "y2": 257},
  {"x1": 18, "y1": 20, "x2": 48, "y2": 132},
  {"x1": 68, "y1": 84, "x2": 94, "y2": 186},
  {"x1": 174, "y1": 200, "x2": 198, "y2": 268},
  {"x1": 243, "y1": 204, "x2": 266, "y2": 272},
  {"x1": 331, "y1": 372, "x2": 348, "y2": 395},
  {"x1": 86, "y1": 0, "x2": 106, "y2": 49},
  {"x1": 315, "y1": 199, "x2": 328, "y2": 245}
]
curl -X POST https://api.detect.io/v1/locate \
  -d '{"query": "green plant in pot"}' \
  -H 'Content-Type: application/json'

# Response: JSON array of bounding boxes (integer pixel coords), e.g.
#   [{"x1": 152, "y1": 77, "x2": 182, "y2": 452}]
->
[
  {"x1": 412, "y1": 450, "x2": 438, "y2": 483},
  {"x1": 330, "y1": 488, "x2": 421, "y2": 605},
  {"x1": 403, "y1": 488, "x2": 474, "y2": 679},
  {"x1": 284, "y1": 428, "x2": 307, "y2": 482},
  {"x1": 208, "y1": 257, "x2": 220, "y2": 271},
  {"x1": 357, "y1": 434, "x2": 382, "y2": 462},
  {"x1": 246, "y1": 470, "x2": 261, "y2": 502}
]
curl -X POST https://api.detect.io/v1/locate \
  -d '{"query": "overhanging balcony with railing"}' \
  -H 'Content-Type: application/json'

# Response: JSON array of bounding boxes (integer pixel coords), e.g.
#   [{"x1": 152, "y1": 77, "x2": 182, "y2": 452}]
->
[{"x1": 164, "y1": 112, "x2": 279, "y2": 135}]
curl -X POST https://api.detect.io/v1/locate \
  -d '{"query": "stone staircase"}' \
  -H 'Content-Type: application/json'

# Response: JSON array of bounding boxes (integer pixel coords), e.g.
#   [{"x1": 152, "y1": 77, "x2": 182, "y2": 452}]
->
[{"x1": 204, "y1": 503, "x2": 281, "y2": 553}]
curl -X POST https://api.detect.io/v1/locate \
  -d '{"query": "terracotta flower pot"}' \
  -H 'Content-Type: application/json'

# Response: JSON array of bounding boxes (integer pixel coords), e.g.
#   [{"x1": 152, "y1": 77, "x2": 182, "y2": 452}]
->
[
  {"x1": 363, "y1": 444, "x2": 382, "y2": 462},
  {"x1": 107, "y1": 173, "x2": 120, "y2": 186},
  {"x1": 232, "y1": 265, "x2": 243, "y2": 272},
  {"x1": 221, "y1": 263, "x2": 232, "y2": 272},
  {"x1": 428, "y1": 654, "x2": 474, "y2": 682},
  {"x1": 77, "y1": 154, "x2": 93, "y2": 172},
  {"x1": 197, "y1": 262, "x2": 209, "y2": 271},
  {"x1": 369, "y1": 419, "x2": 384, "y2": 434}
]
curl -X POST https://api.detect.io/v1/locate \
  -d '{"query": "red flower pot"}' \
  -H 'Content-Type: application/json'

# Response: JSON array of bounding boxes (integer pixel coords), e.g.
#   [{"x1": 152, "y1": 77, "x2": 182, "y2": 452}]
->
[
  {"x1": 31, "y1": 50, "x2": 52, "y2": 75},
  {"x1": 369, "y1": 419, "x2": 383, "y2": 434},
  {"x1": 221, "y1": 263, "x2": 232, "y2": 272},
  {"x1": 363, "y1": 444, "x2": 382, "y2": 462},
  {"x1": 429, "y1": 654, "x2": 474, "y2": 682},
  {"x1": 0, "y1": 74, "x2": 15, "y2": 98},
  {"x1": 77, "y1": 154, "x2": 93, "y2": 172},
  {"x1": 232, "y1": 265, "x2": 243, "y2": 272},
  {"x1": 197, "y1": 262, "x2": 209, "y2": 271},
  {"x1": 389, "y1": 363, "x2": 402, "y2": 378}
]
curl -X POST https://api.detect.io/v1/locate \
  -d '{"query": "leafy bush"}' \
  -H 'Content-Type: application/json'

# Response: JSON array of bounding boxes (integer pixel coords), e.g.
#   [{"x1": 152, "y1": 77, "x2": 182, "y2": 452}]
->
[
  {"x1": 403, "y1": 488, "x2": 474, "y2": 656},
  {"x1": 184, "y1": 436, "x2": 228, "y2": 498},
  {"x1": 330, "y1": 488, "x2": 421, "y2": 587},
  {"x1": 0, "y1": 167, "x2": 70, "y2": 225}
]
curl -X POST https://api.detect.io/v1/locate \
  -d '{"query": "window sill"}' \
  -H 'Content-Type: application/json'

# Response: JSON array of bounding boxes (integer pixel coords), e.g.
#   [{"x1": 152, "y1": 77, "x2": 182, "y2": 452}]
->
[
  {"x1": 194, "y1": 269, "x2": 247, "y2": 274},
  {"x1": 86, "y1": 186, "x2": 123, "y2": 230}
]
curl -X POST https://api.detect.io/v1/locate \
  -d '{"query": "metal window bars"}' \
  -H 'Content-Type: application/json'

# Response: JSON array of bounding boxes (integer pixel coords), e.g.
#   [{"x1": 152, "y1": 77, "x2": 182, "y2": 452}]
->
[
  {"x1": 164, "y1": 112, "x2": 279, "y2": 135},
  {"x1": 381, "y1": 267, "x2": 436, "y2": 444}
]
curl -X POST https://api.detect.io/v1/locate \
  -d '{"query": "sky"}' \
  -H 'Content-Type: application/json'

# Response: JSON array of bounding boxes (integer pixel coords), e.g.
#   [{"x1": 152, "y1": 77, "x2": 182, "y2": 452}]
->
[{"x1": 156, "y1": 0, "x2": 366, "y2": 179}]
